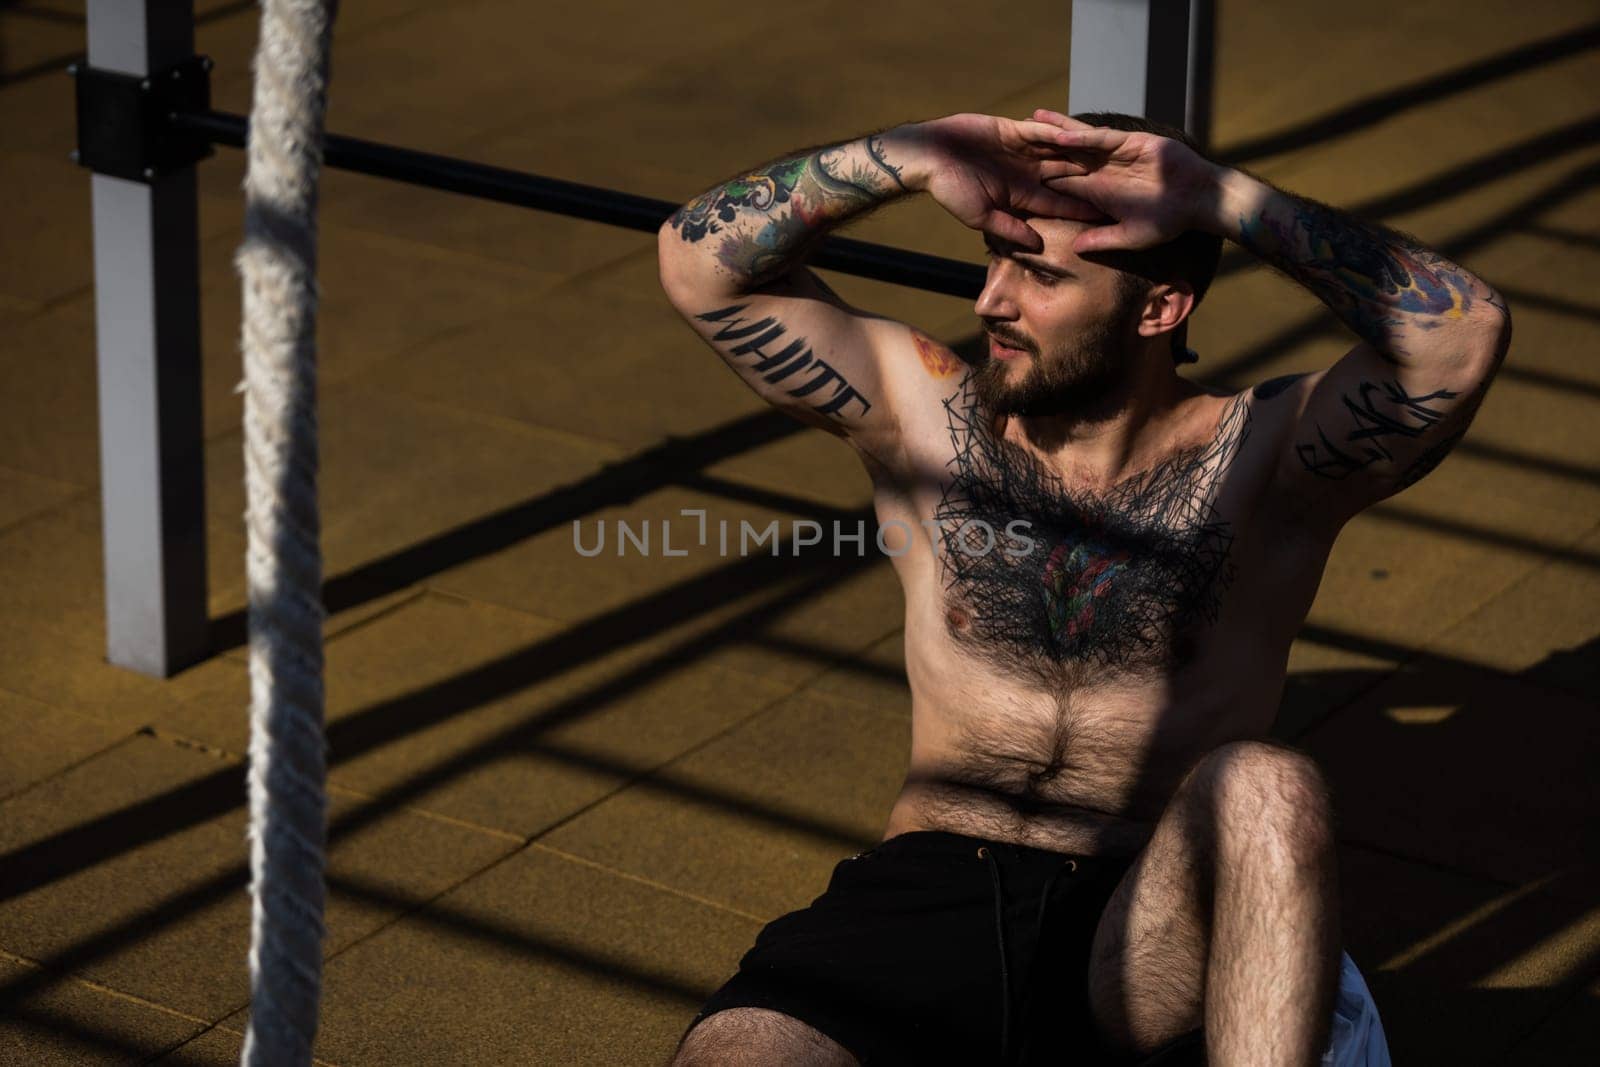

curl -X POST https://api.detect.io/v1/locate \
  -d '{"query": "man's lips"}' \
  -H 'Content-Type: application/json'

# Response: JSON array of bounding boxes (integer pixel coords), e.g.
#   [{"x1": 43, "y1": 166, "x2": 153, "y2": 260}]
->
[{"x1": 988, "y1": 333, "x2": 1030, "y2": 360}]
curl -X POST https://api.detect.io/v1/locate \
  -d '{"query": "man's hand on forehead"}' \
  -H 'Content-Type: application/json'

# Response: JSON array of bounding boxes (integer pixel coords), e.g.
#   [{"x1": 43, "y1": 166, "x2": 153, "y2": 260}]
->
[
  {"x1": 905, "y1": 112, "x2": 1113, "y2": 251},
  {"x1": 1028, "y1": 109, "x2": 1222, "y2": 255}
]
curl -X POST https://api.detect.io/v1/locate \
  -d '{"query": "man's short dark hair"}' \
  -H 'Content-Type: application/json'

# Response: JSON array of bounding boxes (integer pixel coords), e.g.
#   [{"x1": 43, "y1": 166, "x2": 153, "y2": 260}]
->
[{"x1": 1069, "y1": 111, "x2": 1223, "y2": 362}]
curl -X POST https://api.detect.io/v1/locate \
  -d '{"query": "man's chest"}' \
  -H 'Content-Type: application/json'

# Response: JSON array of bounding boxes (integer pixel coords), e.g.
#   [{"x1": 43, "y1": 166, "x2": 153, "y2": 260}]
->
[{"x1": 900, "y1": 385, "x2": 1262, "y2": 684}]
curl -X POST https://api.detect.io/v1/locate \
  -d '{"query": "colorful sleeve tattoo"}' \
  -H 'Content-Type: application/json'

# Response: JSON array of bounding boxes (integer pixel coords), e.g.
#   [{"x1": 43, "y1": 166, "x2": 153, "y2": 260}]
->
[
  {"x1": 668, "y1": 133, "x2": 911, "y2": 287},
  {"x1": 1234, "y1": 190, "x2": 1509, "y2": 365}
]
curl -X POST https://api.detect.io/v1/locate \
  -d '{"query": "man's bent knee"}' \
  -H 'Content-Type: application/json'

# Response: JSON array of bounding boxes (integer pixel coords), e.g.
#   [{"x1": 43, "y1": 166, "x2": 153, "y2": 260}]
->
[
  {"x1": 672, "y1": 1007, "x2": 860, "y2": 1066},
  {"x1": 1188, "y1": 741, "x2": 1334, "y2": 861}
]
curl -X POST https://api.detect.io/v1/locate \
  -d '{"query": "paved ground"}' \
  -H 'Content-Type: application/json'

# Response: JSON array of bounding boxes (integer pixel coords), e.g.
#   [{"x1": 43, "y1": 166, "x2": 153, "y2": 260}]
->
[{"x1": 1, "y1": 0, "x2": 1597, "y2": 1063}]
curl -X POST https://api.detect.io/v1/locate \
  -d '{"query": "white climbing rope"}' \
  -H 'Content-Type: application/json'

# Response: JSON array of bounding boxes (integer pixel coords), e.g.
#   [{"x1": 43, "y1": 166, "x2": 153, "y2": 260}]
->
[{"x1": 236, "y1": 1, "x2": 338, "y2": 1064}]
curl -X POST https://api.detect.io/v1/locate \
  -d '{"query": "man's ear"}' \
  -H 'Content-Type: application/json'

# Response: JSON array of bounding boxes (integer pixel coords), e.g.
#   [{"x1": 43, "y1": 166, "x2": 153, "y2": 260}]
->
[{"x1": 1137, "y1": 282, "x2": 1196, "y2": 342}]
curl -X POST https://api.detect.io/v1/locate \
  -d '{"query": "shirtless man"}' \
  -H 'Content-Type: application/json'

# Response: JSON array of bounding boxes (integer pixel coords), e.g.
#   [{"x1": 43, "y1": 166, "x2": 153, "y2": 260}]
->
[{"x1": 657, "y1": 110, "x2": 1511, "y2": 1066}]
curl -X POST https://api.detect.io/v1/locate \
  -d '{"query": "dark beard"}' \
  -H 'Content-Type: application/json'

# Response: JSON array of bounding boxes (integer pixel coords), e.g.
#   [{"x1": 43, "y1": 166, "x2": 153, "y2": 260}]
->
[{"x1": 973, "y1": 312, "x2": 1133, "y2": 418}]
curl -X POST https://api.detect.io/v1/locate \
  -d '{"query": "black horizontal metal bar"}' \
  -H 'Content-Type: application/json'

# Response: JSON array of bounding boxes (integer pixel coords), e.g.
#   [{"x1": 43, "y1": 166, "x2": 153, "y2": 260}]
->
[{"x1": 169, "y1": 109, "x2": 987, "y2": 300}]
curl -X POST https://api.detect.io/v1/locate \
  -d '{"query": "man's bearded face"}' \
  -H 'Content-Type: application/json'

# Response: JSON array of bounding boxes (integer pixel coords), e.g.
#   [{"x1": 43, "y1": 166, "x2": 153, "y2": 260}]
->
[{"x1": 973, "y1": 282, "x2": 1146, "y2": 416}]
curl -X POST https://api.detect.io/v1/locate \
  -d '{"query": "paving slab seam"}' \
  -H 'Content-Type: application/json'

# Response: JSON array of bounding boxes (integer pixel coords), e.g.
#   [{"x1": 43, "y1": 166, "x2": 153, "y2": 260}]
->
[
  {"x1": 0, "y1": 681, "x2": 95, "y2": 714},
  {"x1": 1241, "y1": 105, "x2": 1600, "y2": 204},
  {"x1": 1368, "y1": 474, "x2": 1600, "y2": 541},
  {"x1": 1449, "y1": 672, "x2": 1598, "y2": 710},
  {"x1": 523, "y1": 840, "x2": 769, "y2": 924},
  {"x1": 0, "y1": 728, "x2": 145, "y2": 806},
  {"x1": 408, "y1": 584, "x2": 603, "y2": 634},
  {"x1": 788, "y1": 673, "x2": 911, "y2": 722},
  {"x1": 341, "y1": 377, "x2": 634, "y2": 461},
  {"x1": 135, "y1": 722, "x2": 529, "y2": 844},
  {"x1": 548, "y1": 240, "x2": 664, "y2": 296},
  {"x1": 310, "y1": 320, "x2": 489, "y2": 392},
  {"x1": 758, "y1": 629, "x2": 916, "y2": 720},
  {"x1": 190, "y1": 0, "x2": 444, "y2": 80},
  {"x1": 505, "y1": 733, "x2": 879, "y2": 853},
  {"x1": 1296, "y1": 619, "x2": 1579, "y2": 693},
  {"x1": 1286, "y1": 515, "x2": 1600, "y2": 743},
  {"x1": 1491, "y1": 977, "x2": 1600, "y2": 1065},
  {"x1": 1476, "y1": 905, "x2": 1600, "y2": 990},
  {"x1": 0, "y1": 483, "x2": 94, "y2": 541},
  {"x1": 1287, "y1": 119, "x2": 1600, "y2": 242},
  {"x1": 526, "y1": 683, "x2": 822, "y2": 846},
  {"x1": 1496, "y1": 284, "x2": 1600, "y2": 328},
  {"x1": 329, "y1": 0, "x2": 481, "y2": 53},
  {"x1": 0, "y1": 280, "x2": 93, "y2": 327},
  {"x1": 408, "y1": 580, "x2": 885, "y2": 703},
  {"x1": 319, "y1": 781, "x2": 524, "y2": 845},
  {"x1": 145, "y1": 1023, "x2": 345, "y2": 1067},
  {"x1": 1218, "y1": 14, "x2": 1600, "y2": 163},
  {"x1": 308, "y1": 842, "x2": 536, "y2": 982},
  {"x1": 1281, "y1": 664, "x2": 1412, "y2": 743},
  {"x1": 1242, "y1": 639, "x2": 1576, "y2": 744},
  {"x1": 980, "y1": 69, "x2": 1077, "y2": 124},
  {"x1": 581, "y1": 622, "x2": 894, "y2": 716},
  {"x1": 1524, "y1": 222, "x2": 1600, "y2": 253},
  {"x1": 306, "y1": 584, "x2": 434, "y2": 648},
  {"x1": 139, "y1": 725, "x2": 242, "y2": 766},
  {"x1": 319, "y1": 217, "x2": 576, "y2": 288},
  {"x1": 674, "y1": 471, "x2": 879, "y2": 534},
  {"x1": 710, "y1": 616, "x2": 909, "y2": 722},
  {"x1": 1444, "y1": 440, "x2": 1600, "y2": 495},
  {"x1": 0, "y1": 291, "x2": 41, "y2": 316},
  {"x1": 0, "y1": 460, "x2": 85, "y2": 493},
  {"x1": 1420, "y1": 515, "x2": 1600, "y2": 650},
  {"x1": 0, "y1": 944, "x2": 214, "y2": 1028},
  {"x1": 328, "y1": 207, "x2": 643, "y2": 285},
  {"x1": 319, "y1": 864, "x2": 726, "y2": 1021},
  {"x1": 118, "y1": 566, "x2": 874, "y2": 864},
  {"x1": 210, "y1": 587, "x2": 432, "y2": 666},
  {"x1": 1339, "y1": 836, "x2": 1527, "y2": 898},
  {"x1": 281, "y1": 606, "x2": 903, "y2": 848},
  {"x1": 428, "y1": 533, "x2": 852, "y2": 639},
  {"x1": 192, "y1": 350, "x2": 632, "y2": 459},
  {"x1": 1492, "y1": 363, "x2": 1600, "y2": 405},
  {"x1": 72, "y1": 721, "x2": 531, "y2": 847},
  {"x1": 729, "y1": 620, "x2": 908, "y2": 703},
  {"x1": 1375, "y1": 873, "x2": 1563, "y2": 973}
]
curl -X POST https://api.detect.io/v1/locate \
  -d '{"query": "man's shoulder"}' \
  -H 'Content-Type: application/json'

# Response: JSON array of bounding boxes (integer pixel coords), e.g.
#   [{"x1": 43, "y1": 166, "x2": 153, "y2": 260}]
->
[
  {"x1": 1162, "y1": 380, "x2": 1315, "y2": 532},
  {"x1": 1222, "y1": 374, "x2": 1348, "y2": 541},
  {"x1": 846, "y1": 324, "x2": 976, "y2": 464}
]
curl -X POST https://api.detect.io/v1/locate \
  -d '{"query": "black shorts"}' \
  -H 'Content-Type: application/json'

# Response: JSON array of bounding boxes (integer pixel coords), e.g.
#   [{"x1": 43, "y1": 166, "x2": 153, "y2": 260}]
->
[{"x1": 680, "y1": 829, "x2": 1139, "y2": 1066}]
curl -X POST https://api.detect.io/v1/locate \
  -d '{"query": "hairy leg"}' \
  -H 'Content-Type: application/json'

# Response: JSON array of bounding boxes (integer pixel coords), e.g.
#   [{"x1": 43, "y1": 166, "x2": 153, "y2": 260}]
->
[
  {"x1": 1086, "y1": 740, "x2": 1341, "y2": 1065},
  {"x1": 670, "y1": 1007, "x2": 860, "y2": 1067}
]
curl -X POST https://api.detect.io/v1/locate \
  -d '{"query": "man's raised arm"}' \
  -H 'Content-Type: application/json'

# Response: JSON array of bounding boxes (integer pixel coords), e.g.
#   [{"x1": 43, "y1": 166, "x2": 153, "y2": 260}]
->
[
  {"x1": 1210, "y1": 168, "x2": 1512, "y2": 526},
  {"x1": 656, "y1": 130, "x2": 922, "y2": 445},
  {"x1": 657, "y1": 115, "x2": 1102, "y2": 450},
  {"x1": 1034, "y1": 109, "x2": 1513, "y2": 530}
]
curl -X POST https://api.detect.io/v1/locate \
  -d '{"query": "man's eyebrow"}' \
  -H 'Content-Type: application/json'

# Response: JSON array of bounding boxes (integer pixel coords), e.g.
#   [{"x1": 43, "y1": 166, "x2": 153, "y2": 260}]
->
[
  {"x1": 982, "y1": 235, "x2": 1074, "y2": 276},
  {"x1": 1018, "y1": 255, "x2": 1074, "y2": 277}
]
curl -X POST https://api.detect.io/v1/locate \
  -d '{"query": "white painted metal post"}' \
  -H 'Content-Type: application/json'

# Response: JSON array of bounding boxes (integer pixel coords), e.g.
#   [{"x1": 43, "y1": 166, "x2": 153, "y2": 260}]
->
[
  {"x1": 1069, "y1": 0, "x2": 1214, "y2": 145},
  {"x1": 1186, "y1": 0, "x2": 1215, "y2": 150},
  {"x1": 86, "y1": 0, "x2": 209, "y2": 677}
]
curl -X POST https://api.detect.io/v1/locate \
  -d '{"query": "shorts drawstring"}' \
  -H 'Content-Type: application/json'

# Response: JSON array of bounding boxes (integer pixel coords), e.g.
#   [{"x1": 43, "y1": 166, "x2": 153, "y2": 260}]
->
[
  {"x1": 979, "y1": 845, "x2": 1080, "y2": 1066},
  {"x1": 977, "y1": 846, "x2": 1013, "y2": 1064}
]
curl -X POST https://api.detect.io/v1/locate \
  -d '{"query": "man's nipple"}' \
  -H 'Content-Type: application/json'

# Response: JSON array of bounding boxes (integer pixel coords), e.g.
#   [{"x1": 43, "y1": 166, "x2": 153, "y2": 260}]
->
[{"x1": 946, "y1": 604, "x2": 973, "y2": 632}]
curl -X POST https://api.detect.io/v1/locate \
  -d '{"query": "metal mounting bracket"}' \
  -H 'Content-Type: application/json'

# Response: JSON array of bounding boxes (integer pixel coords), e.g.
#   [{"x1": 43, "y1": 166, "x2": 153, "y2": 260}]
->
[{"x1": 70, "y1": 55, "x2": 214, "y2": 182}]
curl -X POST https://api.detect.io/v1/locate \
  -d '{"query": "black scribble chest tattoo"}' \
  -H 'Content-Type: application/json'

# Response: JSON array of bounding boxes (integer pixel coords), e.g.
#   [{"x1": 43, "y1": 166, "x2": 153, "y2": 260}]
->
[{"x1": 932, "y1": 377, "x2": 1251, "y2": 683}]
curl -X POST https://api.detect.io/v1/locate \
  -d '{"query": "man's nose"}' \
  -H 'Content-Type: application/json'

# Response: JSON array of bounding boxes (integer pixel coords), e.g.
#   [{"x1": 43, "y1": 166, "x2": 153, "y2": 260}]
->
[{"x1": 973, "y1": 261, "x2": 1017, "y2": 320}]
